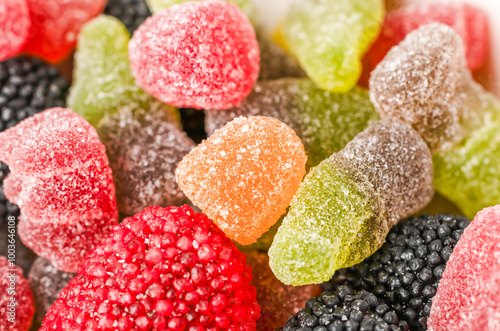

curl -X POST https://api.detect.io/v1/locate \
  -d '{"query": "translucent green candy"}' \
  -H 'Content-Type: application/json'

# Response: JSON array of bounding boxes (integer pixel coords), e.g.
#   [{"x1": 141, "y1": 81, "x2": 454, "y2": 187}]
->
[
  {"x1": 269, "y1": 119, "x2": 434, "y2": 285},
  {"x1": 68, "y1": 15, "x2": 179, "y2": 127},
  {"x1": 205, "y1": 78, "x2": 379, "y2": 168},
  {"x1": 279, "y1": 0, "x2": 384, "y2": 92}
]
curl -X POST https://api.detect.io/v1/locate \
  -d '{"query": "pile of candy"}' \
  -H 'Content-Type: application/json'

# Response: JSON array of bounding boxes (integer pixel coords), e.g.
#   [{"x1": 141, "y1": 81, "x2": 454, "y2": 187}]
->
[{"x1": 1, "y1": 0, "x2": 500, "y2": 330}]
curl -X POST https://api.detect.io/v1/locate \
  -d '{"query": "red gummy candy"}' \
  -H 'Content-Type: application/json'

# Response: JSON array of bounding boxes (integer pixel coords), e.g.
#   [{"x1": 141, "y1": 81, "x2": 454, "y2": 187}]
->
[
  {"x1": 0, "y1": 0, "x2": 31, "y2": 61},
  {"x1": 41, "y1": 205, "x2": 261, "y2": 331},
  {"x1": 129, "y1": 0, "x2": 260, "y2": 110},
  {"x1": 23, "y1": 0, "x2": 106, "y2": 64},
  {"x1": 0, "y1": 108, "x2": 118, "y2": 272},
  {"x1": 0, "y1": 256, "x2": 35, "y2": 331},
  {"x1": 428, "y1": 205, "x2": 500, "y2": 330},
  {"x1": 360, "y1": 2, "x2": 489, "y2": 86}
]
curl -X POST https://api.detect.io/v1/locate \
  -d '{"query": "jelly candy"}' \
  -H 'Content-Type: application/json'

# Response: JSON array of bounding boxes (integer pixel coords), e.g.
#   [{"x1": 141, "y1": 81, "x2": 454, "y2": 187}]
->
[
  {"x1": 428, "y1": 205, "x2": 500, "y2": 330},
  {"x1": 104, "y1": 0, "x2": 151, "y2": 33},
  {"x1": 269, "y1": 119, "x2": 433, "y2": 285},
  {"x1": 129, "y1": 0, "x2": 260, "y2": 110},
  {"x1": 68, "y1": 15, "x2": 179, "y2": 127},
  {"x1": 205, "y1": 78, "x2": 379, "y2": 168},
  {"x1": 0, "y1": 0, "x2": 30, "y2": 61},
  {"x1": 176, "y1": 116, "x2": 307, "y2": 245},
  {"x1": 278, "y1": 0, "x2": 384, "y2": 92},
  {"x1": 0, "y1": 108, "x2": 118, "y2": 272}
]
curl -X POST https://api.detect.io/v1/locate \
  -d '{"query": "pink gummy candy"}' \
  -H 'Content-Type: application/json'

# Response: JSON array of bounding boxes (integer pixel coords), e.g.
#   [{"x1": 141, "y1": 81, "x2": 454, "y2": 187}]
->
[
  {"x1": 428, "y1": 205, "x2": 500, "y2": 330},
  {"x1": 0, "y1": 108, "x2": 118, "y2": 272},
  {"x1": 23, "y1": 0, "x2": 106, "y2": 64},
  {"x1": 0, "y1": 0, "x2": 31, "y2": 61},
  {"x1": 129, "y1": 0, "x2": 260, "y2": 110},
  {"x1": 360, "y1": 2, "x2": 488, "y2": 86}
]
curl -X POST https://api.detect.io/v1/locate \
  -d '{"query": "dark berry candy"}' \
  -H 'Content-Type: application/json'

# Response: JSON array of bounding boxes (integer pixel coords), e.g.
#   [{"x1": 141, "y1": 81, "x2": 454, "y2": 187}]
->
[
  {"x1": 0, "y1": 256, "x2": 35, "y2": 331},
  {"x1": 41, "y1": 205, "x2": 261, "y2": 330},
  {"x1": 104, "y1": 0, "x2": 151, "y2": 33},
  {"x1": 326, "y1": 214, "x2": 471, "y2": 330},
  {"x1": 281, "y1": 285, "x2": 408, "y2": 331},
  {"x1": 0, "y1": 0, "x2": 31, "y2": 61}
]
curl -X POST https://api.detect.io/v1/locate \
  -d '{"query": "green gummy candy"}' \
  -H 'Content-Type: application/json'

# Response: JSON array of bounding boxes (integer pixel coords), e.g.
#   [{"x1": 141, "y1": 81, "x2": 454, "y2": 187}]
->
[
  {"x1": 280, "y1": 0, "x2": 384, "y2": 92},
  {"x1": 205, "y1": 78, "x2": 379, "y2": 168},
  {"x1": 268, "y1": 155, "x2": 385, "y2": 285},
  {"x1": 68, "y1": 15, "x2": 179, "y2": 127}
]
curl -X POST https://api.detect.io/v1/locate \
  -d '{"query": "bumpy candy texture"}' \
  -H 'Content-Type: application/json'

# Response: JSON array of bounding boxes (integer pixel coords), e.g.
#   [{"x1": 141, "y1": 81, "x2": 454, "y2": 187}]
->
[
  {"x1": 23, "y1": 0, "x2": 105, "y2": 63},
  {"x1": 428, "y1": 205, "x2": 500, "y2": 330},
  {"x1": 245, "y1": 251, "x2": 321, "y2": 331},
  {"x1": 41, "y1": 205, "x2": 261, "y2": 330},
  {"x1": 0, "y1": 256, "x2": 34, "y2": 331},
  {"x1": 98, "y1": 106, "x2": 195, "y2": 216},
  {"x1": 0, "y1": 108, "x2": 118, "y2": 272},
  {"x1": 269, "y1": 119, "x2": 434, "y2": 286},
  {"x1": 205, "y1": 79, "x2": 379, "y2": 169},
  {"x1": 282, "y1": 285, "x2": 407, "y2": 331},
  {"x1": 326, "y1": 214, "x2": 471, "y2": 330},
  {"x1": 69, "y1": 15, "x2": 179, "y2": 128},
  {"x1": 0, "y1": 0, "x2": 30, "y2": 61},
  {"x1": 104, "y1": 0, "x2": 151, "y2": 33},
  {"x1": 176, "y1": 116, "x2": 307, "y2": 245},
  {"x1": 279, "y1": 0, "x2": 384, "y2": 92},
  {"x1": 28, "y1": 258, "x2": 76, "y2": 326},
  {"x1": 129, "y1": 0, "x2": 260, "y2": 110},
  {"x1": 360, "y1": 2, "x2": 489, "y2": 86}
]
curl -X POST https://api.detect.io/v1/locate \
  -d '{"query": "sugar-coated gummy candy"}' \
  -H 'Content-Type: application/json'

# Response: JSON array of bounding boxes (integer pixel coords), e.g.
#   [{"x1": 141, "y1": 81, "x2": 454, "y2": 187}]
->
[
  {"x1": 0, "y1": 108, "x2": 118, "y2": 272},
  {"x1": 428, "y1": 205, "x2": 500, "y2": 330},
  {"x1": 205, "y1": 78, "x2": 379, "y2": 169},
  {"x1": 361, "y1": 2, "x2": 488, "y2": 86},
  {"x1": 129, "y1": 0, "x2": 260, "y2": 110},
  {"x1": 69, "y1": 15, "x2": 179, "y2": 127},
  {"x1": 22, "y1": 0, "x2": 105, "y2": 64},
  {"x1": 235, "y1": 218, "x2": 282, "y2": 252},
  {"x1": 0, "y1": 256, "x2": 34, "y2": 331},
  {"x1": 0, "y1": 231, "x2": 37, "y2": 277},
  {"x1": 269, "y1": 119, "x2": 433, "y2": 285},
  {"x1": 176, "y1": 116, "x2": 307, "y2": 245},
  {"x1": 278, "y1": 0, "x2": 384, "y2": 92},
  {"x1": 0, "y1": 0, "x2": 30, "y2": 61},
  {"x1": 28, "y1": 258, "x2": 76, "y2": 326},
  {"x1": 98, "y1": 106, "x2": 195, "y2": 216},
  {"x1": 245, "y1": 251, "x2": 321, "y2": 331},
  {"x1": 41, "y1": 205, "x2": 261, "y2": 331}
]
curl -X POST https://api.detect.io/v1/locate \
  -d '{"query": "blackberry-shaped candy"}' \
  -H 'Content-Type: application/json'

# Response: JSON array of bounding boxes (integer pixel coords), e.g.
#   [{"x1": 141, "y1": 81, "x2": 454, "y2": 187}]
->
[
  {"x1": 104, "y1": 0, "x2": 151, "y2": 33},
  {"x1": 282, "y1": 285, "x2": 408, "y2": 331},
  {"x1": 325, "y1": 214, "x2": 471, "y2": 330}
]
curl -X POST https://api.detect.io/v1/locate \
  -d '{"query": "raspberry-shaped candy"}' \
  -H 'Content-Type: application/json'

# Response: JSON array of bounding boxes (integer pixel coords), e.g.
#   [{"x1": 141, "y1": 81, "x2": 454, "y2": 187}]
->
[
  {"x1": 129, "y1": 0, "x2": 260, "y2": 110},
  {"x1": 0, "y1": 256, "x2": 35, "y2": 331},
  {"x1": 0, "y1": 0, "x2": 31, "y2": 61},
  {"x1": 41, "y1": 205, "x2": 261, "y2": 330}
]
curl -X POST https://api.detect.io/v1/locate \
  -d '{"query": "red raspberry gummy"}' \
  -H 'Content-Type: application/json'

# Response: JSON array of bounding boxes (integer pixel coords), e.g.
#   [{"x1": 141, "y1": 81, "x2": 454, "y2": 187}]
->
[
  {"x1": 0, "y1": 108, "x2": 118, "y2": 272},
  {"x1": 428, "y1": 205, "x2": 500, "y2": 330},
  {"x1": 129, "y1": 0, "x2": 260, "y2": 110},
  {"x1": 0, "y1": 0, "x2": 31, "y2": 61},
  {"x1": 41, "y1": 205, "x2": 261, "y2": 331},
  {"x1": 360, "y1": 2, "x2": 489, "y2": 86},
  {"x1": 0, "y1": 256, "x2": 35, "y2": 331},
  {"x1": 23, "y1": 0, "x2": 106, "y2": 64}
]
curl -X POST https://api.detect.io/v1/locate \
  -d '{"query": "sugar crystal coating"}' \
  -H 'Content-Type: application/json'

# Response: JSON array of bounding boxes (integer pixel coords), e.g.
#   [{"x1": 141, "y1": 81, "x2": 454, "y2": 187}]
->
[
  {"x1": 28, "y1": 258, "x2": 76, "y2": 326},
  {"x1": 176, "y1": 116, "x2": 307, "y2": 245},
  {"x1": 269, "y1": 119, "x2": 433, "y2": 285},
  {"x1": 69, "y1": 15, "x2": 180, "y2": 128},
  {"x1": 98, "y1": 106, "x2": 195, "y2": 216},
  {"x1": 0, "y1": 0, "x2": 30, "y2": 61},
  {"x1": 23, "y1": 0, "x2": 106, "y2": 64},
  {"x1": 428, "y1": 205, "x2": 500, "y2": 330},
  {"x1": 279, "y1": 0, "x2": 384, "y2": 92},
  {"x1": 245, "y1": 251, "x2": 321, "y2": 331},
  {"x1": 129, "y1": 0, "x2": 260, "y2": 110},
  {"x1": 0, "y1": 108, "x2": 118, "y2": 272},
  {"x1": 0, "y1": 256, "x2": 34, "y2": 331},
  {"x1": 41, "y1": 205, "x2": 261, "y2": 330},
  {"x1": 360, "y1": 2, "x2": 489, "y2": 86},
  {"x1": 205, "y1": 79, "x2": 379, "y2": 169}
]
